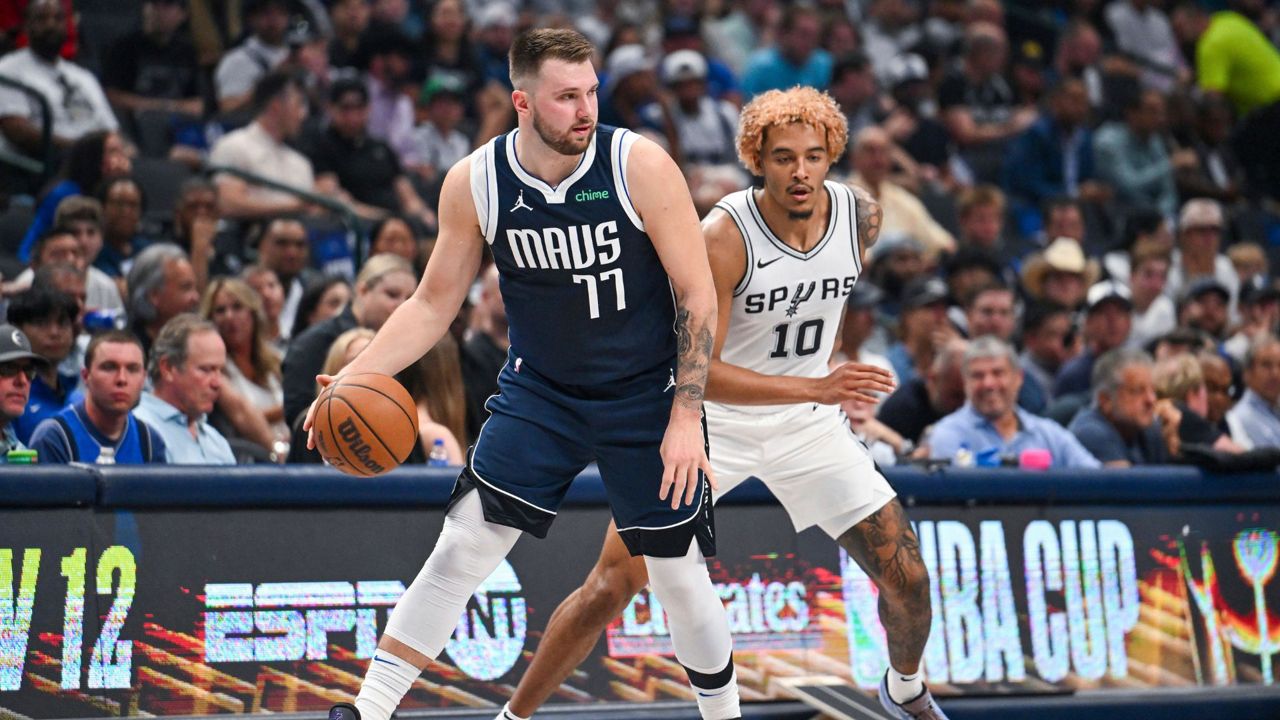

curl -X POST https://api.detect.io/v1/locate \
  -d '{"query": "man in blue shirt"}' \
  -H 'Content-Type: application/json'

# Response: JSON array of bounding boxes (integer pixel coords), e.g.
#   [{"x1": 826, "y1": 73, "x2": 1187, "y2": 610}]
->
[
  {"x1": 0, "y1": 324, "x2": 47, "y2": 459},
  {"x1": 1225, "y1": 334, "x2": 1280, "y2": 450},
  {"x1": 741, "y1": 5, "x2": 832, "y2": 98},
  {"x1": 29, "y1": 330, "x2": 166, "y2": 464},
  {"x1": 133, "y1": 314, "x2": 236, "y2": 464},
  {"x1": 7, "y1": 285, "x2": 81, "y2": 443},
  {"x1": 1069, "y1": 347, "x2": 1180, "y2": 466},
  {"x1": 927, "y1": 336, "x2": 1100, "y2": 468}
]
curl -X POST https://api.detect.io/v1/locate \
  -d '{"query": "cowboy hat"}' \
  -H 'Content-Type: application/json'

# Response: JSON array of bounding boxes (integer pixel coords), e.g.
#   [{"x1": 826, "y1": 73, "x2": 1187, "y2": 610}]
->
[{"x1": 1020, "y1": 237, "x2": 1100, "y2": 299}]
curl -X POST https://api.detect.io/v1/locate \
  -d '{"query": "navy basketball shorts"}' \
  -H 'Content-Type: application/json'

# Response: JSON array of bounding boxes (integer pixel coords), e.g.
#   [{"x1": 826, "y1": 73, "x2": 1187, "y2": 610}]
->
[{"x1": 449, "y1": 354, "x2": 715, "y2": 559}]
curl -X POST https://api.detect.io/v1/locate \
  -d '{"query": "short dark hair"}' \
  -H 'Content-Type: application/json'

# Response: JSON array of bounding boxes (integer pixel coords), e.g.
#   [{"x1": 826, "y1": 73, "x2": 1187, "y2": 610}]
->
[
  {"x1": 832, "y1": 52, "x2": 871, "y2": 83},
  {"x1": 963, "y1": 280, "x2": 1012, "y2": 310},
  {"x1": 1021, "y1": 302, "x2": 1070, "y2": 336},
  {"x1": 32, "y1": 227, "x2": 78, "y2": 265},
  {"x1": 329, "y1": 76, "x2": 369, "y2": 105},
  {"x1": 509, "y1": 28, "x2": 595, "y2": 87},
  {"x1": 85, "y1": 330, "x2": 144, "y2": 369},
  {"x1": 251, "y1": 70, "x2": 306, "y2": 116},
  {"x1": 7, "y1": 285, "x2": 78, "y2": 328}
]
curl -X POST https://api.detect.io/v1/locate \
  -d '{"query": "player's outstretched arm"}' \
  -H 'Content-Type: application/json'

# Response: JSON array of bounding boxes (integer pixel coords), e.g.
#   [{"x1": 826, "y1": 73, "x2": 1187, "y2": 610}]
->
[
  {"x1": 702, "y1": 210, "x2": 896, "y2": 406},
  {"x1": 626, "y1": 136, "x2": 718, "y2": 507},
  {"x1": 304, "y1": 157, "x2": 484, "y2": 445}
]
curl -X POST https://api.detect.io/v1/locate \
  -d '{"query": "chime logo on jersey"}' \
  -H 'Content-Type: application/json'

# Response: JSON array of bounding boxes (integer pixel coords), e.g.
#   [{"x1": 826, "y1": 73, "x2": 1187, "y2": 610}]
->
[
  {"x1": 505, "y1": 220, "x2": 622, "y2": 270},
  {"x1": 575, "y1": 188, "x2": 610, "y2": 202},
  {"x1": 444, "y1": 560, "x2": 527, "y2": 680},
  {"x1": 744, "y1": 275, "x2": 857, "y2": 314}
]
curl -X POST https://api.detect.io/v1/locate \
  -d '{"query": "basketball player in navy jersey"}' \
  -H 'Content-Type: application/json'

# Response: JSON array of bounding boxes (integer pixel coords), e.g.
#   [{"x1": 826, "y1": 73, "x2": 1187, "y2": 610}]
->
[
  {"x1": 503, "y1": 88, "x2": 949, "y2": 719},
  {"x1": 306, "y1": 29, "x2": 742, "y2": 720}
]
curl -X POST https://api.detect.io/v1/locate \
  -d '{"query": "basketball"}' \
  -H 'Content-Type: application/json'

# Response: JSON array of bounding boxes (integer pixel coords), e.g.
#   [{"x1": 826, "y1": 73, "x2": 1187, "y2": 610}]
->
[{"x1": 314, "y1": 373, "x2": 420, "y2": 476}]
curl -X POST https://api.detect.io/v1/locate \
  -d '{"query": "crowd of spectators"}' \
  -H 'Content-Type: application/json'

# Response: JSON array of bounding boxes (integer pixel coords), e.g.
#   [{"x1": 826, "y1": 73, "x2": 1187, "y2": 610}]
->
[{"x1": 0, "y1": 0, "x2": 1278, "y2": 471}]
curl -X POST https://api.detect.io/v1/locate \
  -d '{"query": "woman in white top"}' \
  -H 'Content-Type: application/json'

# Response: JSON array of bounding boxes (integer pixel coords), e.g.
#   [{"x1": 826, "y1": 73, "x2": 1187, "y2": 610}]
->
[{"x1": 200, "y1": 277, "x2": 288, "y2": 452}]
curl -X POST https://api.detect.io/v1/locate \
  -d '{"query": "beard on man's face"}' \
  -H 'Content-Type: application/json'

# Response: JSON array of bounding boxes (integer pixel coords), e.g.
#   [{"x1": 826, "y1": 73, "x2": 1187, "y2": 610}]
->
[{"x1": 532, "y1": 111, "x2": 594, "y2": 156}]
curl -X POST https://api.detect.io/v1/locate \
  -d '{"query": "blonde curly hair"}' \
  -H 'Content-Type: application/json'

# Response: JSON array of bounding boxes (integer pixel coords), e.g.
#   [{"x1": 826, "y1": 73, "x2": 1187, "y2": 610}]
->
[{"x1": 736, "y1": 86, "x2": 849, "y2": 176}]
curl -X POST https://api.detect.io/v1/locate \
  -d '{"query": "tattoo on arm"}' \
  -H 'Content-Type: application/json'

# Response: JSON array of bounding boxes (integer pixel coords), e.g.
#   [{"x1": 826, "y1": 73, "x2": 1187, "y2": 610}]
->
[
  {"x1": 674, "y1": 307, "x2": 713, "y2": 411},
  {"x1": 850, "y1": 185, "x2": 883, "y2": 250}
]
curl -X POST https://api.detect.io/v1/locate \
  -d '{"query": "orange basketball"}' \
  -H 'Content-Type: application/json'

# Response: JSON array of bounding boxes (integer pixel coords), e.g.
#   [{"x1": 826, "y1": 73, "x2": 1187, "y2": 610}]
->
[{"x1": 314, "y1": 373, "x2": 419, "y2": 476}]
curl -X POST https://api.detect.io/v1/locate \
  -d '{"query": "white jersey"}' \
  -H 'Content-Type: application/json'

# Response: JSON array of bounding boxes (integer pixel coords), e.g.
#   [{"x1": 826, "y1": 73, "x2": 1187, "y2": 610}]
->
[{"x1": 711, "y1": 181, "x2": 863, "y2": 414}]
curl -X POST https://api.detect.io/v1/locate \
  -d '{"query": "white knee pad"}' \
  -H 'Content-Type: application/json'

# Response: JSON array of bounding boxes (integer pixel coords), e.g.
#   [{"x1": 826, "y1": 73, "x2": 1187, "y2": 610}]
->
[
  {"x1": 384, "y1": 491, "x2": 522, "y2": 658},
  {"x1": 643, "y1": 540, "x2": 732, "y2": 674}
]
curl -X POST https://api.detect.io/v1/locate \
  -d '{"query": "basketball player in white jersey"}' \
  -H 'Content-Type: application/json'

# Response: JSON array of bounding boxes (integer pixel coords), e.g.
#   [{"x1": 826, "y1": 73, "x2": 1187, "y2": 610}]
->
[{"x1": 499, "y1": 87, "x2": 947, "y2": 720}]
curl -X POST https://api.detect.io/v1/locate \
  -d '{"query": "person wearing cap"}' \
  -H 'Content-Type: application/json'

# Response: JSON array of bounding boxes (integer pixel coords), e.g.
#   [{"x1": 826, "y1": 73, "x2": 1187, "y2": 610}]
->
[
  {"x1": 1178, "y1": 277, "x2": 1231, "y2": 342},
  {"x1": 411, "y1": 73, "x2": 472, "y2": 184},
  {"x1": 867, "y1": 232, "x2": 928, "y2": 313},
  {"x1": 0, "y1": 324, "x2": 48, "y2": 458},
  {"x1": 1020, "y1": 236, "x2": 1098, "y2": 310},
  {"x1": 7, "y1": 286, "x2": 81, "y2": 444},
  {"x1": 926, "y1": 336, "x2": 1101, "y2": 468},
  {"x1": 1225, "y1": 334, "x2": 1280, "y2": 450},
  {"x1": 474, "y1": 2, "x2": 516, "y2": 87},
  {"x1": 1054, "y1": 280, "x2": 1134, "y2": 400},
  {"x1": 660, "y1": 15, "x2": 740, "y2": 104},
  {"x1": 1069, "y1": 347, "x2": 1181, "y2": 466},
  {"x1": 741, "y1": 5, "x2": 832, "y2": 98},
  {"x1": 28, "y1": 330, "x2": 166, "y2": 464},
  {"x1": 101, "y1": 0, "x2": 204, "y2": 124},
  {"x1": 850, "y1": 126, "x2": 956, "y2": 258},
  {"x1": 307, "y1": 77, "x2": 436, "y2": 227},
  {"x1": 1166, "y1": 198, "x2": 1240, "y2": 319},
  {"x1": 599, "y1": 44, "x2": 661, "y2": 131},
  {"x1": 886, "y1": 276, "x2": 955, "y2": 385},
  {"x1": 640, "y1": 49, "x2": 739, "y2": 167},
  {"x1": 1224, "y1": 281, "x2": 1280, "y2": 364},
  {"x1": 214, "y1": 0, "x2": 292, "y2": 114}
]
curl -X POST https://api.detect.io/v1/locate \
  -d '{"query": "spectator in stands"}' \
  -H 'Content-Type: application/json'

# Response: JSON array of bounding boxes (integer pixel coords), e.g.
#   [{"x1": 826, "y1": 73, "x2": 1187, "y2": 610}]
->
[
  {"x1": 1105, "y1": 0, "x2": 1185, "y2": 93},
  {"x1": 887, "y1": 277, "x2": 953, "y2": 385},
  {"x1": 200, "y1": 277, "x2": 286, "y2": 452},
  {"x1": 208, "y1": 71, "x2": 315, "y2": 220},
  {"x1": 12, "y1": 225, "x2": 124, "y2": 318},
  {"x1": 367, "y1": 216, "x2": 418, "y2": 266},
  {"x1": 1179, "y1": 278, "x2": 1232, "y2": 343},
  {"x1": 963, "y1": 282, "x2": 1016, "y2": 342},
  {"x1": 7, "y1": 286, "x2": 78, "y2": 443},
  {"x1": 830, "y1": 53, "x2": 879, "y2": 139},
  {"x1": 0, "y1": 0, "x2": 117, "y2": 159},
  {"x1": 1166, "y1": 198, "x2": 1240, "y2": 318},
  {"x1": 926, "y1": 337, "x2": 1100, "y2": 467},
  {"x1": 1059, "y1": 280, "x2": 1133, "y2": 383},
  {"x1": 16, "y1": 130, "x2": 130, "y2": 264},
  {"x1": 861, "y1": 0, "x2": 923, "y2": 74},
  {"x1": 51, "y1": 197, "x2": 125, "y2": 315},
  {"x1": 1020, "y1": 237, "x2": 1098, "y2": 310},
  {"x1": 327, "y1": 0, "x2": 370, "y2": 70},
  {"x1": 1041, "y1": 196, "x2": 1088, "y2": 248},
  {"x1": 1195, "y1": 0, "x2": 1280, "y2": 201},
  {"x1": 1093, "y1": 90, "x2": 1182, "y2": 220},
  {"x1": 741, "y1": 5, "x2": 832, "y2": 98},
  {"x1": 599, "y1": 45, "x2": 661, "y2": 133},
  {"x1": 1176, "y1": 95, "x2": 1246, "y2": 204},
  {"x1": 1053, "y1": 20, "x2": 1108, "y2": 110},
  {"x1": 878, "y1": 338, "x2": 968, "y2": 450},
  {"x1": 850, "y1": 126, "x2": 955, "y2": 258},
  {"x1": 834, "y1": 282, "x2": 897, "y2": 383},
  {"x1": 253, "y1": 218, "x2": 315, "y2": 339},
  {"x1": 459, "y1": 263, "x2": 505, "y2": 440},
  {"x1": 240, "y1": 264, "x2": 285, "y2": 349},
  {"x1": 1019, "y1": 302, "x2": 1074, "y2": 407},
  {"x1": 102, "y1": 0, "x2": 204, "y2": 142},
  {"x1": 411, "y1": 73, "x2": 471, "y2": 185},
  {"x1": 33, "y1": 262, "x2": 84, "y2": 326},
  {"x1": 938, "y1": 22, "x2": 1035, "y2": 183},
  {"x1": 282, "y1": 253, "x2": 415, "y2": 421},
  {"x1": 1070, "y1": 347, "x2": 1182, "y2": 465},
  {"x1": 1198, "y1": 350, "x2": 1236, "y2": 430},
  {"x1": 474, "y1": 2, "x2": 517, "y2": 92},
  {"x1": 309, "y1": 77, "x2": 437, "y2": 226},
  {"x1": 1003, "y1": 79, "x2": 1106, "y2": 211},
  {"x1": 291, "y1": 276, "x2": 351, "y2": 339},
  {"x1": 1224, "y1": 283, "x2": 1280, "y2": 364},
  {"x1": 0, "y1": 324, "x2": 44, "y2": 457},
  {"x1": 955, "y1": 185, "x2": 1005, "y2": 254},
  {"x1": 1103, "y1": 207, "x2": 1173, "y2": 283},
  {"x1": 1127, "y1": 239, "x2": 1177, "y2": 349},
  {"x1": 358, "y1": 25, "x2": 418, "y2": 166},
  {"x1": 1154, "y1": 353, "x2": 1244, "y2": 453},
  {"x1": 942, "y1": 248, "x2": 1004, "y2": 317},
  {"x1": 29, "y1": 330, "x2": 165, "y2": 464},
  {"x1": 1228, "y1": 244, "x2": 1268, "y2": 291},
  {"x1": 134, "y1": 314, "x2": 236, "y2": 463},
  {"x1": 215, "y1": 0, "x2": 291, "y2": 114},
  {"x1": 126, "y1": 243, "x2": 200, "y2": 358},
  {"x1": 1225, "y1": 334, "x2": 1280, "y2": 449},
  {"x1": 881, "y1": 53, "x2": 955, "y2": 182},
  {"x1": 165, "y1": 177, "x2": 221, "y2": 288},
  {"x1": 96, "y1": 177, "x2": 146, "y2": 282},
  {"x1": 644, "y1": 50, "x2": 739, "y2": 169},
  {"x1": 405, "y1": 331, "x2": 467, "y2": 458}
]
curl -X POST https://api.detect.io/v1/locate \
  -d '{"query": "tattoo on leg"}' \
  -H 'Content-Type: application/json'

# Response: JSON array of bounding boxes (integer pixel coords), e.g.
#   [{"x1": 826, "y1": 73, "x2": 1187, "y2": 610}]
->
[{"x1": 839, "y1": 501, "x2": 931, "y2": 671}]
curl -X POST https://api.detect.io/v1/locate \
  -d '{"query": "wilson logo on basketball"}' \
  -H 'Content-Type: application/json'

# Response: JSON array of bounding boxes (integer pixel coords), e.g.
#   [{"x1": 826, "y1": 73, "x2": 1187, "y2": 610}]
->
[{"x1": 338, "y1": 418, "x2": 386, "y2": 474}]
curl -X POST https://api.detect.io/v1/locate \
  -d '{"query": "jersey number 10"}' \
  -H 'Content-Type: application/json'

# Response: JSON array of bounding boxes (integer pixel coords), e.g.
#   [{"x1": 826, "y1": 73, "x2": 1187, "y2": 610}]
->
[
  {"x1": 573, "y1": 269, "x2": 626, "y2": 319},
  {"x1": 770, "y1": 319, "x2": 824, "y2": 358}
]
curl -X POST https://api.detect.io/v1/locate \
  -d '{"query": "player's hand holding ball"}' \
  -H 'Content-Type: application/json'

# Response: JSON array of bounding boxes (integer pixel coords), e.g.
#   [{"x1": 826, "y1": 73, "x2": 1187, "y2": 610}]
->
[
  {"x1": 305, "y1": 373, "x2": 420, "y2": 476},
  {"x1": 814, "y1": 362, "x2": 896, "y2": 406}
]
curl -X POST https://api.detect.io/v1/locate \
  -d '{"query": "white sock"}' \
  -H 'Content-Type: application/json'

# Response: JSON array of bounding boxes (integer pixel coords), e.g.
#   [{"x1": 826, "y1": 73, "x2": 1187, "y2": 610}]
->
[
  {"x1": 494, "y1": 703, "x2": 530, "y2": 720},
  {"x1": 887, "y1": 666, "x2": 924, "y2": 704},
  {"x1": 354, "y1": 651, "x2": 421, "y2": 720},
  {"x1": 691, "y1": 665, "x2": 741, "y2": 720}
]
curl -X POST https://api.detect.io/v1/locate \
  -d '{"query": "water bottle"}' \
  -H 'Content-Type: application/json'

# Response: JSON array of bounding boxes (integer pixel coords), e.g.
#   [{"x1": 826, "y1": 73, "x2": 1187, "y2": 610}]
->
[
  {"x1": 953, "y1": 442, "x2": 974, "y2": 468},
  {"x1": 428, "y1": 438, "x2": 449, "y2": 467},
  {"x1": 96, "y1": 446, "x2": 116, "y2": 465}
]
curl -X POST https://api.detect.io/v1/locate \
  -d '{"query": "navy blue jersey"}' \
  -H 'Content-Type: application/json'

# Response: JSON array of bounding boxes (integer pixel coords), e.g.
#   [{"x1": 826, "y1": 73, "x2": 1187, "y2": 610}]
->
[{"x1": 471, "y1": 125, "x2": 676, "y2": 387}]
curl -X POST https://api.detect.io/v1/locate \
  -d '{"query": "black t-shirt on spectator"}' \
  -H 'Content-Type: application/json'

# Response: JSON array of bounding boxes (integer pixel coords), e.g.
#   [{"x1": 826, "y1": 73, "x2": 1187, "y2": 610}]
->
[
  {"x1": 937, "y1": 71, "x2": 1015, "y2": 126},
  {"x1": 307, "y1": 127, "x2": 404, "y2": 212},
  {"x1": 460, "y1": 332, "x2": 507, "y2": 443},
  {"x1": 1176, "y1": 402, "x2": 1223, "y2": 447},
  {"x1": 876, "y1": 377, "x2": 944, "y2": 444},
  {"x1": 102, "y1": 31, "x2": 200, "y2": 100}
]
